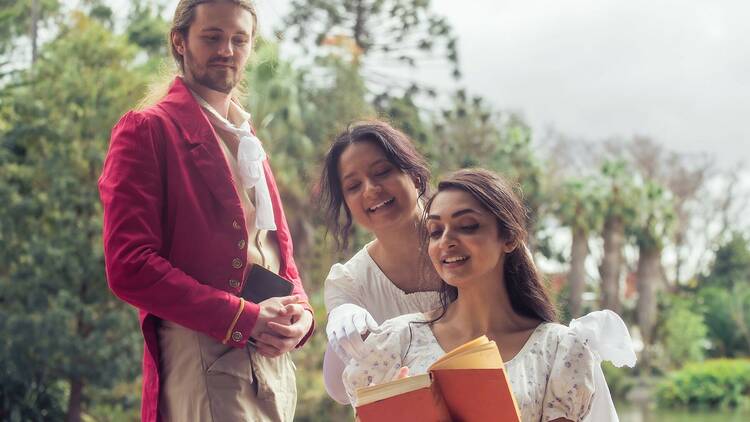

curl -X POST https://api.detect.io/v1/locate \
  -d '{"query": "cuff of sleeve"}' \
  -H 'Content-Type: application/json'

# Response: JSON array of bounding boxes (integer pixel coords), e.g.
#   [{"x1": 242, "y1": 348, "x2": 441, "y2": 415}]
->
[
  {"x1": 295, "y1": 304, "x2": 315, "y2": 348},
  {"x1": 224, "y1": 298, "x2": 260, "y2": 348}
]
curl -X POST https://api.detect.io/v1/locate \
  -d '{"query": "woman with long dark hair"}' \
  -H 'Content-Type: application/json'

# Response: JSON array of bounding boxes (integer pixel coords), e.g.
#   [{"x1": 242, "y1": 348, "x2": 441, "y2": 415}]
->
[
  {"x1": 343, "y1": 169, "x2": 635, "y2": 421},
  {"x1": 319, "y1": 120, "x2": 441, "y2": 403}
]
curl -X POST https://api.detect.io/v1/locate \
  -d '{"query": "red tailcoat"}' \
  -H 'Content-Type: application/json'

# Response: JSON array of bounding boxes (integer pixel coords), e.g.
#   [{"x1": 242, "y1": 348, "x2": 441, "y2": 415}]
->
[{"x1": 99, "y1": 77, "x2": 313, "y2": 422}]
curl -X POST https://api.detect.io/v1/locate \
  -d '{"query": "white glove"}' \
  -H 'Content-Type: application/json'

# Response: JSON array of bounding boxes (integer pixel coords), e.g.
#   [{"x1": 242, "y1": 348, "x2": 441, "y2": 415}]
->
[{"x1": 326, "y1": 303, "x2": 378, "y2": 361}]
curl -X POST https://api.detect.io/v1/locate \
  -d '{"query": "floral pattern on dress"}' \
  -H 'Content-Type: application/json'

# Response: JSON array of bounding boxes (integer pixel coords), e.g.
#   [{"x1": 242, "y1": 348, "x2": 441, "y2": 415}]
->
[{"x1": 343, "y1": 313, "x2": 598, "y2": 422}]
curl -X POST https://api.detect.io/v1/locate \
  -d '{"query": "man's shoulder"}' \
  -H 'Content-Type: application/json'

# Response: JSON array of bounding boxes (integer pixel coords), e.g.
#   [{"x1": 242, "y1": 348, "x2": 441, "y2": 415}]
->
[
  {"x1": 108, "y1": 105, "x2": 175, "y2": 153},
  {"x1": 117, "y1": 102, "x2": 169, "y2": 126},
  {"x1": 112, "y1": 99, "x2": 182, "y2": 142}
]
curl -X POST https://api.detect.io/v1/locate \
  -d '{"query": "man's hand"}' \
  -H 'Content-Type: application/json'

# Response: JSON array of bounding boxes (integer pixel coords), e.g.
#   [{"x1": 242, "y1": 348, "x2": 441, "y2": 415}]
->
[
  {"x1": 249, "y1": 295, "x2": 298, "y2": 342},
  {"x1": 252, "y1": 297, "x2": 313, "y2": 358}
]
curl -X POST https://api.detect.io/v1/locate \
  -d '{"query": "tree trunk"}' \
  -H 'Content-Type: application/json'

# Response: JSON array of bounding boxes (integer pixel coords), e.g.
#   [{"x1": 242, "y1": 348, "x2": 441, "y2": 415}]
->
[
  {"x1": 568, "y1": 226, "x2": 589, "y2": 318},
  {"x1": 66, "y1": 377, "x2": 83, "y2": 422},
  {"x1": 599, "y1": 216, "x2": 624, "y2": 313},
  {"x1": 668, "y1": 228, "x2": 688, "y2": 293},
  {"x1": 353, "y1": 0, "x2": 366, "y2": 52},
  {"x1": 30, "y1": 0, "x2": 40, "y2": 65},
  {"x1": 636, "y1": 244, "x2": 661, "y2": 372}
]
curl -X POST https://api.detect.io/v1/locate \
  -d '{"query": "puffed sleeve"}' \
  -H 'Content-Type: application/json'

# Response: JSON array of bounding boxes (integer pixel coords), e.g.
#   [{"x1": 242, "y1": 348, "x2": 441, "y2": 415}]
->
[
  {"x1": 324, "y1": 263, "x2": 362, "y2": 312},
  {"x1": 341, "y1": 315, "x2": 412, "y2": 405},
  {"x1": 570, "y1": 310, "x2": 637, "y2": 422},
  {"x1": 569, "y1": 310, "x2": 636, "y2": 368},
  {"x1": 542, "y1": 329, "x2": 597, "y2": 421}
]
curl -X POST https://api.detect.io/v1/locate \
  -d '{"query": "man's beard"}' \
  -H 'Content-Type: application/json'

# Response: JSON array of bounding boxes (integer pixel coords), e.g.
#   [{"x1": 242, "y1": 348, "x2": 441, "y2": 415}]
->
[{"x1": 184, "y1": 48, "x2": 240, "y2": 94}]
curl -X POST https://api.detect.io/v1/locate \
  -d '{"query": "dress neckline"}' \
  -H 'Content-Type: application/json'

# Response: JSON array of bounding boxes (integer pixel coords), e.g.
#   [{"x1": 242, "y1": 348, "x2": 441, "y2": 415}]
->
[{"x1": 415, "y1": 313, "x2": 549, "y2": 365}]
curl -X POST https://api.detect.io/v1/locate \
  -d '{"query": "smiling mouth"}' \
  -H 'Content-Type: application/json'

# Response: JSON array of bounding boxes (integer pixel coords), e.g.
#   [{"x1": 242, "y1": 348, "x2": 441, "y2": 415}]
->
[
  {"x1": 367, "y1": 198, "x2": 395, "y2": 213},
  {"x1": 442, "y1": 256, "x2": 469, "y2": 264}
]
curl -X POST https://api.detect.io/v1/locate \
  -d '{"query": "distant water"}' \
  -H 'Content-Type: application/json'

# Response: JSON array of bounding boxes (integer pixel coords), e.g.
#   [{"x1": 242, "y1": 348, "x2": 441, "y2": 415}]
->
[{"x1": 618, "y1": 404, "x2": 750, "y2": 422}]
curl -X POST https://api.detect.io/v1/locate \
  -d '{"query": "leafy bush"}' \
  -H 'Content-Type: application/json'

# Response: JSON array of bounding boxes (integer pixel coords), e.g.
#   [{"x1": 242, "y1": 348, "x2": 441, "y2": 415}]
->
[
  {"x1": 656, "y1": 359, "x2": 750, "y2": 409},
  {"x1": 662, "y1": 300, "x2": 708, "y2": 367}
]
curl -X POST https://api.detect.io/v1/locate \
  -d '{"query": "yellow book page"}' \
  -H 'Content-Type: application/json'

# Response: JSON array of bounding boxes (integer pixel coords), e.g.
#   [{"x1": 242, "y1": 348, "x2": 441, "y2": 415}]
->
[
  {"x1": 355, "y1": 373, "x2": 432, "y2": 406},
  {"x1": 431, "y1": 335, "x2": 489, "y2": 367},
  {"x1": 430, "y1": 342, "x2": 504, "y2": 370}
]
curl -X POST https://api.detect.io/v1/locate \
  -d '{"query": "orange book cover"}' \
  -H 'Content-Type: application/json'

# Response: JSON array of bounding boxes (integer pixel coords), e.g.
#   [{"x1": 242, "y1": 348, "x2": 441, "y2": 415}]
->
[
  {"x1": 355, "y1": 382, "x2": 450, "y2": 422},
  {"x1": 432, "y1": 368, "x2": 519, "y2": 421},
  {"x1": 355, "y1": 336, "x2": 521, "y2": 422}
]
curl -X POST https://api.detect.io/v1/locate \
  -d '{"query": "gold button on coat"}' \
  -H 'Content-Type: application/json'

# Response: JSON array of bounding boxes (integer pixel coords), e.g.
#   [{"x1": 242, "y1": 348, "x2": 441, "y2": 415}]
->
[
  {"x1": 238, "y1": 239, "x2": 246, "y2": 249},
  {"x1": 231, "y1": 331, "x2": 243, "y2": 342},
  {"x1": 232, "y1": 220, "x2": 241, "y2": 230},
  {"x1": 229, "y1": 279, "x2": 240, "y2": 288},
  {"x1": 232, "y1": 258, "x2": 243, "y2": 269}
]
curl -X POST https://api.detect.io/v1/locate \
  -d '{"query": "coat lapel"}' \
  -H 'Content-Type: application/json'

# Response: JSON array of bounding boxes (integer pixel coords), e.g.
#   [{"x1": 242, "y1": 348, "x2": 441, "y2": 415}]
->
[
  {"x1": 188, "y1": 142, "x2": 242, "y2": 215},
  {"x1": 158, "y1": 77, "x2": 243, "y2": 217}
]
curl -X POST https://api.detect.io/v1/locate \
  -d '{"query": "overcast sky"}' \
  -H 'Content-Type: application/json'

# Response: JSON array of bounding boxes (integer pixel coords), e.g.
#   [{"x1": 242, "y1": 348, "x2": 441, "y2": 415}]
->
[
  {"x1": 432, "y1": 0, "x2": 749, "y2": 167},
  {"x1": 159, "y1": 0, "x2": 749, "y2": 167}
]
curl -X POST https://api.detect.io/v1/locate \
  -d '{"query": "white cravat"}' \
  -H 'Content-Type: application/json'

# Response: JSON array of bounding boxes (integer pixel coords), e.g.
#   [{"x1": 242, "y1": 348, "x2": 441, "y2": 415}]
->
[{"x1": 193, "y1": 93, "x2": 277, "y2": 231}]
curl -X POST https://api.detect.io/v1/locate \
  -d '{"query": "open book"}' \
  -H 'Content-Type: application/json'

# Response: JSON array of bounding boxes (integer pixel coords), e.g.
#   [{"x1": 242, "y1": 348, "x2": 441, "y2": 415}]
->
[{"x1": 355, "y1": 336, "x2": 521, "y2": 422}]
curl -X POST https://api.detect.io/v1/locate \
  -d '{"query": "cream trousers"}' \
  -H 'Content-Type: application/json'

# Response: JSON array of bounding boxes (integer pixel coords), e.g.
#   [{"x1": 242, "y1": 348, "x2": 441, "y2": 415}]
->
[{"x1": 158, "y1": 320, "x2": 297, "y2": 421}]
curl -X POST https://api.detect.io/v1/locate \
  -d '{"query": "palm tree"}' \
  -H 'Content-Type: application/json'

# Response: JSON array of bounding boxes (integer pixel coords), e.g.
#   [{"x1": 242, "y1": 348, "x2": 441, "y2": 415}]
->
[
  {"x1": 555, "y1": 177, "x2": 605, "y2": 317},
  {"x1": 631, "y1": 180, "x2": 675, "y2": 370},
  {"x1": 597, "y1": 161, "x2": 639, "y2": 314}
]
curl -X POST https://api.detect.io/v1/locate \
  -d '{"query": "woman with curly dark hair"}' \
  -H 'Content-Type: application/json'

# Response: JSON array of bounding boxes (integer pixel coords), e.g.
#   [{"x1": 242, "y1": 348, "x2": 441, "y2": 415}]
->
[{"x1": 319, "y1": 120, "x2": 442, "y2": 404}]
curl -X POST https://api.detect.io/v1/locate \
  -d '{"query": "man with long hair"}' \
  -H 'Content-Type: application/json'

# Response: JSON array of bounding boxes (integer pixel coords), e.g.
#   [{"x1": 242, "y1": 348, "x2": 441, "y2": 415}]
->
[{"x1": 98, "y1": 1, "x2": 314, "y2": 420}]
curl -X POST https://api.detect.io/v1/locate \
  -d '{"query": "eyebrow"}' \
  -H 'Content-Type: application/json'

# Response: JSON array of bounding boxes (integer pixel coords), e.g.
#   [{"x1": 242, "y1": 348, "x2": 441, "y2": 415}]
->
[
  {"x1": 201, "y1": 27, "x2": 250, "y2": 36},
  {"x1": 340, "y1": 158, "x2": 390, "y2": 181},
  {"x1": 426, "y1": 208, "x2": 478, "y2": 220}
]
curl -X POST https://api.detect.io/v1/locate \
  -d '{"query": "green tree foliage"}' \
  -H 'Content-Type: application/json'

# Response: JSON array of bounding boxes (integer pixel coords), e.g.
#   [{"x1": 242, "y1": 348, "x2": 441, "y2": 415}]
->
[
  {"x1": 0, "y1": 13, "x2": 147, "y2": 421},
  {"x1": 374, "y1": 93, "x2": 434, "y2": 154},
  {"x1": 282, "y1": 0, "x2": 459, "y2": 99},
  {"x1": 432, "y1": 91, "x2": 546, "y2": 244},
  {"x1": 702, "y1": 233, "x2": 750, "y2": 290},
  {"x1": 698, "y1": 233, "x2": 750, "y2": 357},
  {"x1": 0, "y1": 0, "x2": 60, "y2": 56},
  {"x1": 631, "y1": 181, "x2": 675, "y2": 252},
  {"x1": 432, "y1": 90, "x2": 499, "y2": 171},
  {"x1": 125, "y1": 0, "x2": 168, "y2": 57}
]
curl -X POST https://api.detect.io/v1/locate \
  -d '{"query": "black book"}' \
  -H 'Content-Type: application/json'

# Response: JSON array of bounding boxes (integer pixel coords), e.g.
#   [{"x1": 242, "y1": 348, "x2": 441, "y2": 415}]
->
[{"x1": 240, "y1": 264, "x2": 294, "y2": 304}]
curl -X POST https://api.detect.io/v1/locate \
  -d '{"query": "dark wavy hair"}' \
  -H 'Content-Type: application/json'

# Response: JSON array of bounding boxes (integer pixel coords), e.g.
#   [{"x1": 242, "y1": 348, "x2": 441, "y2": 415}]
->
[
  {"x1": 318, "y1": 120, "x2": 431, "y2": 250},
  {"x1": 422, "y1": 168, "x2": 557, "y2": 323}
]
